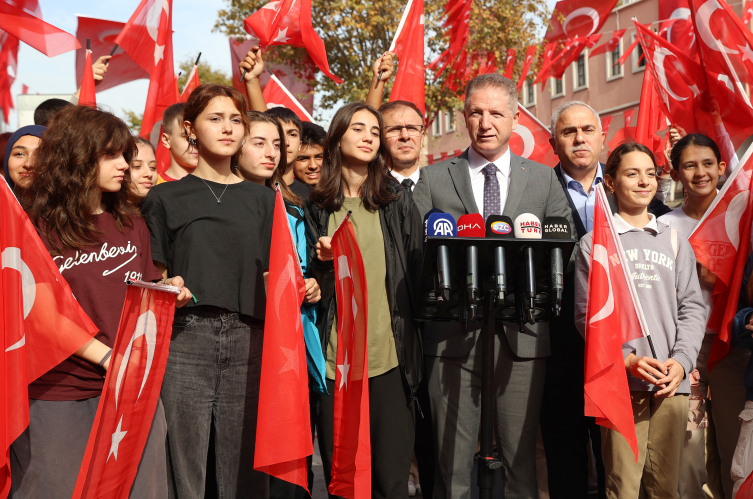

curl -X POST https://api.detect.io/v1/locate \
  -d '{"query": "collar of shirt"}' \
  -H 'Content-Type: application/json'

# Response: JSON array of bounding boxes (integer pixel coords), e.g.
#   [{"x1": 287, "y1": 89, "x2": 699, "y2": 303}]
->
[
  {"x1": 467, "y1": 145, "x2": 511, "y2": 181},
  {"x1": 612, "y1": 212, "x2": 659, "y2": 235},
  {"x1": 560, "y1": 164, "x2": 603, "y2": 194},
  {"x1": 390, "y1": 168, "x2": 420, "y2": 185}
]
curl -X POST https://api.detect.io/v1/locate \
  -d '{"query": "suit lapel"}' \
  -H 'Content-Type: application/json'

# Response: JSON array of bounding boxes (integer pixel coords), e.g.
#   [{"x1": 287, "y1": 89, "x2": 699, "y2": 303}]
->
[
  {"x1": 448, "y1": 149, "x2": 479, "y2": 214},
  {"x1": 554, "y1": 164, "x2": 587, "y2": 238},
  {"x1": 502, "y1": 153, "x2": 528, "y2": 218}
]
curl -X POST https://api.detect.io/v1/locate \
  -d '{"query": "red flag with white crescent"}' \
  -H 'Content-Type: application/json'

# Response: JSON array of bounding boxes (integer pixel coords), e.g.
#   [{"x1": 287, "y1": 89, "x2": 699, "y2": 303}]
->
[
  {"x1": 544, "y1": 0, "x2": 619, "y2": 41},
  {"x1": 79, "y1": 49, "x2": 96, "y2": 107},
  {"x1": 688, "y1": 144, "x2": 753, "y2": 371},
  {"x1": 178, "y1": 64, "x2": 200, "y2": 103},
  {"x1": 510, "y1": 106, "x2": 558, "y2": 167},
  {"x1": 584, "y1": 185, "x2": 648, "y2": 462},
  {"x1": 516, "y1": 45, "x2": 537, "y2": 92},
  {"x1": 329, "y1": 215, "x2": 371, "y2": 499},
  {"x1": 254, "y1": 186, "x2": 312, "y2": 489},
  {"x1": 0, "y1": 1, "x2": 79, "y2": 57},
  {"x1": 72, "y1": 282, "x2": 177, "y2": 499},
  {"x1": 388, "y1": 0, "x2": 425, "y2": 115},
  {"x1": 263, "y1": 74, "x2": 314, "y2": 123},
  {"x1": 75, "y1": 16, "x2": 149, "y2": 92},
  {"x1": 503, "y1": 48, "x2": 516, "y2": 78},
  {"x1": 1, "y1": 176, "x2": 98, "y2": 497},
  {"x1": 589, "y1": 29, "x2": 626, "y2": 58}
]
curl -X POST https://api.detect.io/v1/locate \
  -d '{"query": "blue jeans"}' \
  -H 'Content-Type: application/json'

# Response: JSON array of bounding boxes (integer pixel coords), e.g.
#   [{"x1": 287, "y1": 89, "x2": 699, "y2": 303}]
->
[{"x1": 162, "y1": 306, "x2": 269, "y2": 499}]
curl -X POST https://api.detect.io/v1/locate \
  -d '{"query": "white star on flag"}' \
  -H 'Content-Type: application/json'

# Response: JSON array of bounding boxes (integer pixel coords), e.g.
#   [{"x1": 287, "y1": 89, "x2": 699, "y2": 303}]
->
[
  {"x1": 338, "y1": 351, "x2": 350, "y2": 391},
  {"x1": 739, "y1": 43, "x2": 753, "y2": 63},
  {"x1": 107, "y1": 416, "x2": 128, "y2": 462},
  {"x1": 279, "y1": 344, "x2": 300, "y2": 378},
  {"x1": 154, "y1": 44, "x2": 165, "y2": 66},
  {"x1": 274, "y1": 27, "x2": 290, "y2": 43},
  {"x1": 263, "y1": 1, "x2": 281, "y2": 10}
]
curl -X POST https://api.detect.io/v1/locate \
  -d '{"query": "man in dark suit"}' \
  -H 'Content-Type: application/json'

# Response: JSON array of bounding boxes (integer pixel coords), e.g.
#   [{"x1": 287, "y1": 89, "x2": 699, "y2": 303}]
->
[
  {"x1": 412, "y1": 74, "x2": 575, "y2": 499},
  {"x1": 544, "y1": 101, "x2": 608, "y2": 499}
]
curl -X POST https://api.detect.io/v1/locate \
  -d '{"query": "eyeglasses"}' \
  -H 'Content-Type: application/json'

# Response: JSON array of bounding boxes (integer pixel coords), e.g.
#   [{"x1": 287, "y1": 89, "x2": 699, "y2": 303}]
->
[{"x1": 384, "y1": 125, "x2": 424, "y2": 138}]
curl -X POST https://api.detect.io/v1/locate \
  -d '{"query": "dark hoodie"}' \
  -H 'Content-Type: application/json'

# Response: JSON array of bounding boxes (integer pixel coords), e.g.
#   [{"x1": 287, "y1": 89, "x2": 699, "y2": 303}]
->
[{"x1": 3, "y1": 125, "x2": 46, "y2": 197}]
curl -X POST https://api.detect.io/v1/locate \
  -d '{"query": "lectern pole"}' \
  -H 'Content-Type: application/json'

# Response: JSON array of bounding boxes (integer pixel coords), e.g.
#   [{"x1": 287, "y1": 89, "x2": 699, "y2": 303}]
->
[{"x1": 478, "y1": 290, "x2": 501, "y2": 497}]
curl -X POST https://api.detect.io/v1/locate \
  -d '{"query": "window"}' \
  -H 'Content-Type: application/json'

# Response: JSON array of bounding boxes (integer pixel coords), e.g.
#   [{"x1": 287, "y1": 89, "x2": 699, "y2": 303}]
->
[
  {"x1": 432, "y1": 113, "x2": 442, "y2": 136},
  {"x1": 523, "y1": 79, "x2": 536, "y2": 107},
  {"x1": 445, "y1": 110, "x2": 456, "y2": 133},
  {"x1": 551, "y1": 77, "x2": 565, "y2": 98},
  {"x1": 631, "y1": 32, "x2": 646, "y2": 73},
  {"x1": 606, "y1": 39, "x2": 623, "y2": 81},
  {"x1": 572, "y1": 53, "x2": 588, "y2": 91}
]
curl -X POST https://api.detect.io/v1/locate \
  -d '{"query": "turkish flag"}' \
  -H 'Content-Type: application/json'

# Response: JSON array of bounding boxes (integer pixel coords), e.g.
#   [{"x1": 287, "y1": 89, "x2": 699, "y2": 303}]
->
[
  {"x1": 745, "y1": 4, "x2": 753, "y2": 25},
  {"x1": 0, "y1": 1, "x2": 79, "y2": 57},
  {"x1": 115, "y1": 0, "x2": 178, "y2": 139},
  {"x1": 503, "y1": 48, "x2": 516, "y2": 78},
  {"x1": 0, "y1": 33, "x2": 19, "y2": 124},
  {"x1": 590, "y1": 28, "x2": 626, "y2": 58},
  {"x1": 510, "y1": 106, "x2": 558, "y2": 167},
  {"x1": 263, "y1": 74, "x2": 314, "y2": 123},
  {"x1": 516, "y1": 45, "x2": 537, "y2": 92},
  {"x1": 72, "y1": 282, "x2": 176, "y2": 499},
  {"x1": 623, "y1": 109, "x2": 635, "y2": 128},
  {"x1": 584, "y1": 184, "x2": 647, "y2": 462},
  {"x1": 601, "y1": 115, "x2": 613, "y2": 135},
  {"x1": 658, "y1": 0, "x2": 697, "y2": 61},
  {"x1": 688, "y1": 145, "x2": 753, "y2": 371},
  {"x1": 254, "y1": 186, "x2": 312, "y2": 490},
  {"x1": 544, "y1": 0, "x2": 619, "y2": 41},
  {"x1": 79, "y1": 49, "x2": 96, "y2": 107},
  {"x1": 549, "y1": 36, "x2": 596, "y2": 80},
  {"x1": 244, "y1": 0, "x2": 342, "y2": 84},
  {"x1": 534, "y1": 42, "x2": 557, "y2": 84},
  {"x1": 329, "y1": 216, "x2": 371, "y2": 498},
  {"x1": 427, "y1": 0, "x2": 471, "y2": 83},
  {"x1": 178, "y1": 64, "x2": 200, "y2": 103},
  {"x1": 1, "y1": 177, "x2": 98, "y2": 497},
  {"x1": 75, "y1": 16, "x2": 149, "y2": 92},
  {"x1": 635, "y1": 68, "x2": 667, "y2": 167},
  {"x1": 389, "y1": 0, "x2": 425, "y2": 115}
]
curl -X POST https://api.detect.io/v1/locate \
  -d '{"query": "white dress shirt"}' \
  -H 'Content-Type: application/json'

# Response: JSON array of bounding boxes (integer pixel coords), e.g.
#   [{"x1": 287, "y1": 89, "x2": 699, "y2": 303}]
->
[
  {"x1": 390, "y1": 168, "x2": 420, "y2": 191},
  {"x1": 467, "y1": 146, "x2": 511, "y2": 214}
]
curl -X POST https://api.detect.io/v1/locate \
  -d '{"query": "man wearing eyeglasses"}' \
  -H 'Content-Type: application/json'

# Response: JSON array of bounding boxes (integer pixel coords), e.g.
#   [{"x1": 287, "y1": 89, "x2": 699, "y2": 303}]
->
[{"x1": 380, "y1": 100, "x2": 425, "y2": 192}]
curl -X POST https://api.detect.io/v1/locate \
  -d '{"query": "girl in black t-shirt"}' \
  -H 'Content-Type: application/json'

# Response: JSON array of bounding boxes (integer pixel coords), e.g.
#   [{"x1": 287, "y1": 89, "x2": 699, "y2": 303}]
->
[
  {"x1": 141, "y1": 84, "x2": 275, "y2": 498},
  {"x1": 12, "y1": 106, "x2": 189, "y2": 499}
]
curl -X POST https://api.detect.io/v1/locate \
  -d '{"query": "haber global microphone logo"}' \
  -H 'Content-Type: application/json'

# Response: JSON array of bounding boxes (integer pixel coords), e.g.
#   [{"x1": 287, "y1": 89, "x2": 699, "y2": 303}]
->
[
  {"x1": 433, "y1": 218, "x2": 455, "y2": 236},
  {"x1": 491, "y1": 221, "x2": 512, "y2": 234}
]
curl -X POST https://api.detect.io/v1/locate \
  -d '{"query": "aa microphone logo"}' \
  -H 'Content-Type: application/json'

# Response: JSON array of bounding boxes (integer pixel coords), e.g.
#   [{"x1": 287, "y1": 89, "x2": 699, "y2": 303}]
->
[{"x1": 433, "y1": 218, "x2": 455, "y2": 236}]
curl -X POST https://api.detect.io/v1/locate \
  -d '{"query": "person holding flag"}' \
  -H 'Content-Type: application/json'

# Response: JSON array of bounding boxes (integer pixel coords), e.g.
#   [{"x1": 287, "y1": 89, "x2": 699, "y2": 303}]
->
[
  {"x1": 141, "y1": 84, "x2": 275, "y2": 498},
  {"x1": 305, "y1": 102, "x2": 423, "y2": 497},
  {"x1": 11, "y1": 105, "x2": 190, "y2": 499},
  {"x1": 574, "y1": 142, "x2": 707, "y2": 499}
]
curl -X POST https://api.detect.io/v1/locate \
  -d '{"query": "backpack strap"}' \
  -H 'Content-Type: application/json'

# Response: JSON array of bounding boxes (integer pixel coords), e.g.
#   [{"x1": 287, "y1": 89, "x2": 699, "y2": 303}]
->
[{"x1": 671, "y1": 228, "x2": 679, "y2": 259}]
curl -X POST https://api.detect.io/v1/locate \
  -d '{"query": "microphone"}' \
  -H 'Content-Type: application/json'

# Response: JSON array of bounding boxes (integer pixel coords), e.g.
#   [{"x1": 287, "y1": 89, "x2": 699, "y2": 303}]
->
[
  {"x1": 514, "y1": 213, "x2": 542, "y2": 325},
  {"x1": 427, "y1": 212, "x2": 457, "y2": 302},
  {"x1": 543, "y1": 217, "x2": 571, "y2": 317},
  {"x1": 423, "y1": 208, "x2": 443, "y2": 244},
  {"x1": 457, "y1": 213, "x2": 485, "y2": 321},
  {"x1": 485, "y1": 215, "x2": 514, "y2": 302}
]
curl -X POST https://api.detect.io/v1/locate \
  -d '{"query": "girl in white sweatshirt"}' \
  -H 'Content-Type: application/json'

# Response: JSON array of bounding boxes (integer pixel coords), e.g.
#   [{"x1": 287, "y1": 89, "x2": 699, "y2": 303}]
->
[{"x1": 574, "y1": 142, "x2": 706, "y2": 499}]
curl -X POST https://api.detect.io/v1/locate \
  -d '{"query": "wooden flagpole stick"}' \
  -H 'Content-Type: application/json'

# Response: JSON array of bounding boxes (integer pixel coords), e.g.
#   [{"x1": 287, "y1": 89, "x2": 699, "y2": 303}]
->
[{"x1": 377, "y1": 0, "x2": 413, "y2": 82}]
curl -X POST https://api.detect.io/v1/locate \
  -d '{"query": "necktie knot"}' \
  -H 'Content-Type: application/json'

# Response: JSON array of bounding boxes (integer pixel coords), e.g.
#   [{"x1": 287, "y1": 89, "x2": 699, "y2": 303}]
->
[
  {"x1": 401, "y1": 178, "x2": 414, "y2": 190},
  {"x1": 483, "y1": 163, "x2": 497, "y2": 178}
]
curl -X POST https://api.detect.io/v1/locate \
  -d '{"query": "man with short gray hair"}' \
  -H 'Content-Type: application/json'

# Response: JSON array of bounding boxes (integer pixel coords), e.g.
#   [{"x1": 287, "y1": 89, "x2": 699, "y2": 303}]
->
[{"x1": 413, "y1": 75, "x2": 575, "y2": 499}]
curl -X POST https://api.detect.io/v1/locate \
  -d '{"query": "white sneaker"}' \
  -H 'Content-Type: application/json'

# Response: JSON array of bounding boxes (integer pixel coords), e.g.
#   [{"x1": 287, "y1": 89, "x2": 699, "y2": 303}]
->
[{"x1": 408, "y1": 480, "x2": 417, "y2": 497}]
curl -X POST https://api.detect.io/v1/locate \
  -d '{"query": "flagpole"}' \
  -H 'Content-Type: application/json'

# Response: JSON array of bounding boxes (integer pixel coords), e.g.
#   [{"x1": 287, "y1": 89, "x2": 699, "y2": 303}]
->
[
  {"x1": 194, "y1": 52, "x2": 201, "y2": 66},
  {"x1": 596, "y1": 184, "x2": 657, "y2": 359},
  {"x1": 377, "y1": 0, "x2": 414, "y2": 82},
  {"x1": 104, "y1": 44, "x2": 118, "y2": 66},
  {"x1": 126, "y1": 279, "x2": 181, "y2": 295}
]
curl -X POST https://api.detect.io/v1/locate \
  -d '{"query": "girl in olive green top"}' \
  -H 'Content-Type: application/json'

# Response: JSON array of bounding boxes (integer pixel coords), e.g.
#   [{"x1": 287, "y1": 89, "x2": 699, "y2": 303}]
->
[{"x1": 306, "y1": 102, "x2": 423, "y2": 498}]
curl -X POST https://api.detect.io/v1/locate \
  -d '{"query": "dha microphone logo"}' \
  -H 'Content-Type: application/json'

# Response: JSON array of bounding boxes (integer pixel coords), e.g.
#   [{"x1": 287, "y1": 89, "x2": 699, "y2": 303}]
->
[
  {"x1": 433, "y1": 218, "x2": 454, "y2": 236},
  {"x1": 458, "y1": 222, "x2": 482, "y2": 231}
]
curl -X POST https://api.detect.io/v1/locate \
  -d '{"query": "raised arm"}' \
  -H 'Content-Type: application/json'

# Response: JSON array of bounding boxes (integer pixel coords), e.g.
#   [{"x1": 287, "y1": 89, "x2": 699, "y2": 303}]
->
[
  {"x1": 239, "y1": 46, "x2": 268, "y2": 112},
  {"x1": 365, "y1": 51, "x2": 395, "y2": 109}
]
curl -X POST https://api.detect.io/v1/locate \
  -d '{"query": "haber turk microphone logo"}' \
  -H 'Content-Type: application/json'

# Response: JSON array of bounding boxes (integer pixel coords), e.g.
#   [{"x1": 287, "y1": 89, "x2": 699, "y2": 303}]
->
[
  {"x1": 433, "y1": 218, "x2": 455, "y2": 236},
  {"x1": 490, "y1": 221, "x2": 512, "y2": 234},
  {"x1": 514, "y1": 213, "x2": 542, "y2": 238}
]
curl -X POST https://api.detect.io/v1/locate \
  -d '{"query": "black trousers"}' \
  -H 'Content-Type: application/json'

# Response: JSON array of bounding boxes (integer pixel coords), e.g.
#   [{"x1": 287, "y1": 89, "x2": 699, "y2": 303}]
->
[
  {"x1": 320, "y1": 367, "x2": 415, "y2": 499},
  {"x1": 413, "y1": 377, "x2": 434, "y2": 499}
]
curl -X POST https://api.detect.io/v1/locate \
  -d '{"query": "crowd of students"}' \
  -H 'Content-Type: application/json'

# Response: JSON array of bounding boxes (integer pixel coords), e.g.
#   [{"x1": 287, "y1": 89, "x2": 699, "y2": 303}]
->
[{"x1": 3, "y1": 46, "x2": 753, "y2": 499}]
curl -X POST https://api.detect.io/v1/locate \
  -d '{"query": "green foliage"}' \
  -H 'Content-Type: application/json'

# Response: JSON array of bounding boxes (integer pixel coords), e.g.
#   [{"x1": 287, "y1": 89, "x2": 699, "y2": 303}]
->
[
  {"x1": 123, "y1": 109, "x2": 143, "y2": 134},
  {"x1": 213, "y1": 0, "x2": 549, "y2": 114},
  {"x1": 177, "y1": 59, "x2": 232, "y2": 90}
]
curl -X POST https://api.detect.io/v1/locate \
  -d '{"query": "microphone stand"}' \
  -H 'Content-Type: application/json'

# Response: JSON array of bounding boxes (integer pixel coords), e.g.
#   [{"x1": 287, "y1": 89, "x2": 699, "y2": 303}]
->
[{"x1": 478, "y1": 291, "x2": 502, "y2": 498}]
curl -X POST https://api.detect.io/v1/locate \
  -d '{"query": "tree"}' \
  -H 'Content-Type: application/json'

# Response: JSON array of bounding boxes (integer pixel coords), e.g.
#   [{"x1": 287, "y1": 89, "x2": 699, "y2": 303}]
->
[
  {"x1": 214, "y1": 0, "x2": 549, "y2": 113},
  {"x1": 177, "y1": 58, "x2": 232, "y2": 91},
  {"x1": 123, "y1": 60, "x2": 232, "y2": 135}
]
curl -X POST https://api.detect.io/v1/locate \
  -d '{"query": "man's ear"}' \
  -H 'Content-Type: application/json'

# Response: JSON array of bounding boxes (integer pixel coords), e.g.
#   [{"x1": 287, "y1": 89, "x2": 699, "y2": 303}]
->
[{"x1": 668, "y1": 168, "x2": 680, "y2": 183}]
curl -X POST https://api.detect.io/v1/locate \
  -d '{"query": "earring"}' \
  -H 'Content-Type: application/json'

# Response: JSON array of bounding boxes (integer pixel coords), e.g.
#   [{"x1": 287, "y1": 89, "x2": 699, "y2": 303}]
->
[{"x1": 188, "y1": 136, "x2": 197, "y2": 148}]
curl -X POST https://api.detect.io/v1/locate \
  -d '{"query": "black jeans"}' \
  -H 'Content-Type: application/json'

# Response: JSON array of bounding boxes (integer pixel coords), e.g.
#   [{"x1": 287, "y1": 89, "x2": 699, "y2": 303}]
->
[
  {"x1": 320, "y1": 367, "x2": 415, "y2": 499},
  {"x1": 161, "y1": 306, "x2": 269, "y2": 499}
]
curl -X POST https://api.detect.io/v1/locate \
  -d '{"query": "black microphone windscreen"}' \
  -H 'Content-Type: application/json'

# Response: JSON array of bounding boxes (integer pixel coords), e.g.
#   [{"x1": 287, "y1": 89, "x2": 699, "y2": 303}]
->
[
  {"x1": 543, "y1": 217, "x2": 572, "y2": 240},
  {"x1": 485, "y1": 215, "x2": 514, "y2": 238}
]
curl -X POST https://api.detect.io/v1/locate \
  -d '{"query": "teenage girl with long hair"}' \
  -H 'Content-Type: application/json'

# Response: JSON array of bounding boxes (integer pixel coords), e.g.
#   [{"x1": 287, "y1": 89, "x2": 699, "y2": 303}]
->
[
  {"x1": 306, "y1": 102, "x2": 423, "y2": 498},
  {"x1": 12, "y1": 106, "x2": 184, "y2": 499},
  {"x1": 141, "y1": 84, "x2": 274, "y2": 498}
]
